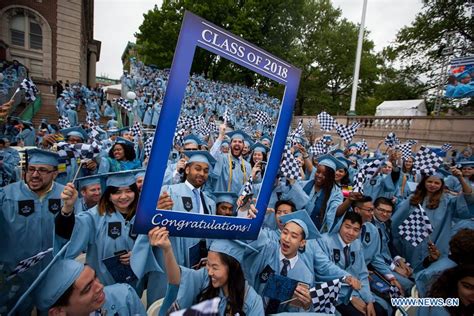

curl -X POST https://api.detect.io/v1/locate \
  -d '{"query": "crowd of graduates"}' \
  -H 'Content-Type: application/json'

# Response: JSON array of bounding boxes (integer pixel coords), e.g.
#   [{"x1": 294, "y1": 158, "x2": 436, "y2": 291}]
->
[{"x1": 0, "y1": 57, "x2": 473, "y2": 316}]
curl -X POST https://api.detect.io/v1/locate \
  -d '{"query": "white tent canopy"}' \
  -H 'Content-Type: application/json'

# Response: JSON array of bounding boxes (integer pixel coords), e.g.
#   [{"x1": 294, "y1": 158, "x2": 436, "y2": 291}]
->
[
  {"x1": 102, "y1": 83, "x2": 121, "y2": 93},
  {"x1": 375, "y1": 99, "x2": 427, "y2": 116}
]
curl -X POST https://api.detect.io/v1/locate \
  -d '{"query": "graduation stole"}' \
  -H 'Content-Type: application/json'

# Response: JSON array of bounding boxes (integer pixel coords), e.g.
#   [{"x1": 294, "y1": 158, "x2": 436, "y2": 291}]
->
[{"x1": 227, "y1": 153, "x2": 247, "y2": 192}]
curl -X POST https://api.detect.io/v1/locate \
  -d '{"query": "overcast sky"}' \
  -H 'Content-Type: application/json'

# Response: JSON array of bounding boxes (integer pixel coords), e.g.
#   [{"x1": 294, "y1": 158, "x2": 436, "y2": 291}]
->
[{"x1": 94, "y1": 0, "x2": 424, "y2": 79}]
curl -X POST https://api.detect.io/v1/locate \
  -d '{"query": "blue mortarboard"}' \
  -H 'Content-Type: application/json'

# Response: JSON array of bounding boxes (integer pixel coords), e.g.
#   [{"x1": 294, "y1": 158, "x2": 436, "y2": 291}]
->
[
  {"x1": 336, "y1": 156, "x2": 353, "y2": 169},
  {"x1": 455, "y1": 70, "x2": 470, "y2": 80},
  {"x1": 250, "y1": 142, "x2": 269, "y2": 154},
  {"x1": 33, "y1": 259, "x2": 84, "y2": 310},
  {"x1": 459, "y1": 160, "x2": 474, "y2": 168},
  {"x1": 432, "y1": 167, "x2": 451, "y2": 179},
  {"x1": 135, "y1": 169, "x2": 146, "y2": 180},
  {"x1": 322, "y1": 135, "x2": 332, "y2": 142},
  {"x1": 119, "y1": 126, "x2": 131, "y2": 135},
  {"x1": 183, "y1": 134, "x2": 201, "y2": 146},
  {"x1": 107, "y1": 127, "x2": 119, "y2": 136},
  {"x1": 213, "y1": 191, "x2": 238, "y2": 205},
  {"x1": 260, "y1": 133, "x2": 272, "y2": 143},
  {"x1": 279, "y1": 210, "x2": 320, "y2": 240},
  {"x1": 27, "y1": 148, "x2": 59, "y2": 167},
  {"x1": 184, "y1": 150, "x2": 216, "y2": 167},
  {"x1": 75, "y1": 173, "x2": 102, "y2": 190},
  {"x1": 221, "y1": 140, "x2": 230, "y2": 147},
  {"x1": 227, "y1": 130, "x2": 251, "y2": 142},
  {"x1": 347, "y1": 143, "x2": 358, "y2": 149},
  {"x1": 115, "y1": 137, "x2": 134, "y2": 148},
  {"x1": 208, "y1": 239, "x2": 258, "y2": 263},
  {"x1": 106, "y1": 170, "x2": 138, "y2": 187},
  {"x1": 60, "y1": 126, "x2": 88, "y2": 141},
  {"x1": 317, "y1": 154, "x2": 345, "y2": 171},
  {"x1": 331, "y1": 149, "x2": 344, "y2": 157}
]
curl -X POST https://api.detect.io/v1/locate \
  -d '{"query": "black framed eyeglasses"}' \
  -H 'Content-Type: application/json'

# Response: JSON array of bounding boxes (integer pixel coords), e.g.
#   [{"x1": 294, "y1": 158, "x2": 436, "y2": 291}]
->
[{"x1": 26, "y1": 167, "x2": 56, "y2": 175}]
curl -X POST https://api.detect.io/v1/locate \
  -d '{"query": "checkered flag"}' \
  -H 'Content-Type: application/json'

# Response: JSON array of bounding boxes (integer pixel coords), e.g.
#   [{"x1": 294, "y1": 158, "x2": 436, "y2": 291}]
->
[
  {"x1": 335, "y1": 122, "x2": 360, "y2": 143},
  {"x1": 280, "y1": 146, "x2": 301, "y2": 180},
  {"x1": 384, "y1": 132, "x2": 400, "y2": 148},
  {"x1": 115, "y1": 97, "x2": 132, "y2": 112},
  {"x1": 240, "y1": 176, "x2": 254, "y2": 197},
  {"x1": 398, "y1": 204, "x2": 433, "y2": 247},
  {"x1": 58, "y1": 115, "x2": 71, "y2": 129},
  {"x1": 317, "y1": 112, "x2": 337, "y2": 131},
  {"x1": 16, "y1": 78, "x2": 39, "y2": 102},
  {"x1": 413, "y1": 146, "x2": 443, "y2": 176},
  {"x1": 181, "y1": 115, "x2": 206, "y2": 130},
  {"x1": 170, "y1": 297, "x2": 220, "y2": 316},
  {"x1": 407, "y1": 139, "x2": 418, "y2": 146},
  {"x1": 396, "y1": 142, "x2": 414, "y2": 160},
  {"x1": 353, "y1": 159, "x2": 383, "y2": 194},
  {"x1": 390, "y1": 285, "x2": 402, "y2": 298},
  {"x1": 174, "y1": 128, "x2": 186, "y2": 147},
  {"x1": 310, "y1": 278, "x2": 342, "y2": 314},
  {"x1": 144, "y1": 136, "x2": 154, "y2": 159},
  {"x1": 253, "y1": 111, "x2": 272, "y2": 125},
  {"x1": 309, "y1": 140, "x2": 328, "y2": 157},
  {"x1": 130, "y1": 121, "x2": 142, "y2": 137},
  {"x1": 74, "y1": 143, "x2": 101, "y2": 159},
  {"x1": 357, "y1": 139, "x2": 368, "y2": 152},
  {"x1": 441, "y1": 143, "x2": 453, "y2": 152},
  {"x1": 7, "y1": 248, "x2": 53, "y2": 281},
  {"x1": 86, "y1": 113, "x2": 95, "y2": 128},
  {"x1": 223, "y1": 107, "x2": 231, "y2": 123},
  {"x1": 290, "y1": 119, "x2": 305, "y2": 145}
]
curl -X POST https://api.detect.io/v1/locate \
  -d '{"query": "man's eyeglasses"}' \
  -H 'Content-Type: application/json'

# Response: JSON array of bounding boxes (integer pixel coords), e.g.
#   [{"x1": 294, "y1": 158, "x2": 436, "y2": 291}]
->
[
  {"x1": 26, "y1": 167, "x2": 56, "y2": 175},
  {"x1": 357, "y1": 206, "x2": 374, "y2": 213},
  {"x1": 375, "y1": 207, "x2": 392, "y2": 215}
]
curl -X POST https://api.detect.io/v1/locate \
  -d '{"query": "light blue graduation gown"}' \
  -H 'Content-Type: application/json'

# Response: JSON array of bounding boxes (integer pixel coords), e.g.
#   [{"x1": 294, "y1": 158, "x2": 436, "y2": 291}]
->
[
  {"x1": 210, "y1": 140, "x2": 252, "y2": 195},
  {"x1": 363, "y1": 173, "x2": 396, "y2": 201},
  {"x1": 54, "y1": 206, "x2": 138, "y2": 287},
  {"x1": 414, "y1": 257, "x2": 456, "y2": 297},
  {"x1": 317, "y1": 233, "x2": 374, "y2": 304},
  {"x1": 176, "y1": 266, "x2": 264, "y2": 316},
  {"x1": 101, "y1": 283, "x2": 147, "y2": 315},
  {"x1": 0, "y1": 181, "x2": 67, "y2": 313},
  {"x1": 391, "y1": 193, "x2": 474, "y2": 272},
  {"x1": 284, "y1": 180, "x2": 343, "y2": 233},
  {"x1": 66, "y1": 108, "x2": 78, "y2": 127},
  {"x1": 162, "y1": 182, "x2": 216, "y2": 215}
]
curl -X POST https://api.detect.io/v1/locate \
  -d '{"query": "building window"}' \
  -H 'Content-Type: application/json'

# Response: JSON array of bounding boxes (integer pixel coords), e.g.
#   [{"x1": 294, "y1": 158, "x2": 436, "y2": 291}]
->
[
  {"x1": 10, "y1": 15, "x2": 25, "y2": 47},
  {"x1": 9, "y1": 11, "x2": 42, "y2": 50}
]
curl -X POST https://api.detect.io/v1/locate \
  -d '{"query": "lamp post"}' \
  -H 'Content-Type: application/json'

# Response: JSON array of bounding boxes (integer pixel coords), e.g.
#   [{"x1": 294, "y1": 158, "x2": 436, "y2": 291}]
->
[{"x1": 347, "y1": 0, "x2": 368, "y2": 116}]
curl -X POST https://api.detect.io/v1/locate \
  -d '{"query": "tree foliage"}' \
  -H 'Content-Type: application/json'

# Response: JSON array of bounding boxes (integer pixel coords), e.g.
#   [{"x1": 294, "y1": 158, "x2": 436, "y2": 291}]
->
[{"x1": 135, "y1": 0, "x2": 426, "y2": 115}]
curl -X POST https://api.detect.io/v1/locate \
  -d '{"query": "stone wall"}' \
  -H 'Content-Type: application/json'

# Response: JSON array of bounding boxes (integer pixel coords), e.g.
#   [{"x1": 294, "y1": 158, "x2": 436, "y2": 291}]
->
[{"x1": 293, "y1": 116, "x2": 474, "y2": 149}]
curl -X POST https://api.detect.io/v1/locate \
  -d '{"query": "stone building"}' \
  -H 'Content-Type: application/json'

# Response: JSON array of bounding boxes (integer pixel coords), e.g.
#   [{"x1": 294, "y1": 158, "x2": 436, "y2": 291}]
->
[{"x1": 0, "y1": 0, "x2": 101, "y2": 92}]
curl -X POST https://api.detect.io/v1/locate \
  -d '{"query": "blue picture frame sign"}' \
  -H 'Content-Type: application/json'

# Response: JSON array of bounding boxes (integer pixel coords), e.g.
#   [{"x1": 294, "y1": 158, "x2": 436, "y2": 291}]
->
[{"x1": 134, "y1": 11, "x2": 301, "y2": 239}]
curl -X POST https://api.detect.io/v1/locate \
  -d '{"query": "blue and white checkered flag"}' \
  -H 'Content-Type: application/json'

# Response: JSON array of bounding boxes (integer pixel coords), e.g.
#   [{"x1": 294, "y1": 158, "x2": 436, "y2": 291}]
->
[
  {"x1": 384, "y1": 132, "x2": 400, "y2": 148},
  {"x1": 115, "y1": 97, "x2": 132, "y2": 112},
  {"x1": 441, "y1": 143, "x2": 453, "y2": 152},
  {"x1": 317, "y1": 112, "x2": 337, "y2": 131},
  {"x1": 7, "y1": 248, "x2": 52, "y2": 281},
  {"x1": 58, "y1": 115, "x2": 71, "y2": 129},
  {"x1": 335, "y1": 122, "x2": 360, "y2": 143},
  {"x1": 310, "y1": 278, "x2": 342, "y2": 314},
  {"x1": 357, "y1": 139, "x2": 368, "y2": 152},
  {"x1": 309, "y1": 140, "x2": 328, "y2": 157},
  {"x1": 413, "y1": 146, "x2": 443, "y2": 176},
  {"x1": 398, "y1": 204, "x2": 433, "y2": 247},
  {"x1": 240, "y1": 176, "x2": 254, "y2": 198},
  {"x1": 16, "y1": 78, "x2": 39, "y2": 102},
  {"x1": 280, "y1": 146, "x2": 301, "y2": 180}
]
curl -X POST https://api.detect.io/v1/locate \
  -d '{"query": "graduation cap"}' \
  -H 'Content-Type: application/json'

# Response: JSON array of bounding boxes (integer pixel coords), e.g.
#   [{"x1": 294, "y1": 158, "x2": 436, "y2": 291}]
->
[
  {"x1": 184, "y1": 150, "x2": 216, "y2": 168},
  {"x1": 347, "y1": 143, "x2": 358, "y2": 149},
  {"x1": 250, "y1": 142, "x2": 269, "y2": 154},
  {"x1": 208, "y1": 239, "x2": 258, "y2": 263},
  {"x1": 459, "y1": 160, "x2": 474, "y2": 168},
  {"x1": 279, "y1": 210, "x2": 320, "y2": 240},
  {"x1": 336, "y1": 156, "x2": 353, "y2": 170},
  {"x1": 226, "y1": 130, "x2": 251, "y2": 142},
  {"x1": 331, "y1": 149, "x2": 344, "y2": 157},
  {"x1": 105, "y1": 170, "x2": 139, "y2": 187},
  {"x1": 115, "y1": 136, "x2": 134, "y2": 148},
  {"x1": 432, "y1": 167, "x2": 451, "y2": 179},
  {"x1": 220, "y1": 139, "x2": 230, "y2": 148},
  {"x1": 9, "y1": 241, "x2": 74, "y2": 313},
  {"x1": 322, "y1": 134, "x2": 332, "y2": 142},
  {"x1": 75, "y1": 173, "x2": 102, "y2": 190},
  {"x1": 119, "y1": 126, "x2": 131, "y2": 135},
  {"x1": 183, "y1": 134, "x2": 201, "y2": 146},
  {"x1": 134, "y1": 168, "x2": 147, "y2": 180},
  {"x1": 260, "y1": 133, "x2": 272, "y2": 145},
  {"x1": 107, "y1": 127, "x2": 120, "y2": 136},
  {"x1": 60, "y1": 126, "x2": 88, "y2": 141},
  {"x1": 317, "y1": 154, "x2": 345, "y2": 171},
  {"x1": 27, "y1": 148, "x2": 60, "y2": 167},
  {"x1": 213, "y1": 191, "x2": 238, "y2": 205}
]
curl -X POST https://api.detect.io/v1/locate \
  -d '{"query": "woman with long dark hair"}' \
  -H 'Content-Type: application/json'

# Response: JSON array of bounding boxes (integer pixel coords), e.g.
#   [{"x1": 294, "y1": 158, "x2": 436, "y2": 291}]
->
[
  {"x1": 398, "y1": 156, "x2": 417, "y2": 198},
  {"x1": 419, "y1": 265, "x2": 474, "y2": 316},
  {"x1": 249, "y1": 142, "x2": 268, "y2": 183},
  {"x1": 286, "y1": 154, "x2": 344, "y2": 233},
  {"x1": 392, "y1": 168, "x2": 474, "y2": 272},
  {"x1": 98, "y1": 138, "x2": 142, "y2": 173},
  {"x1": 148, "y1": 227, "x2": 264, "y2": 315},
  {"x1": 55, "y1": 171, "x2": 141, "y2": 287}
]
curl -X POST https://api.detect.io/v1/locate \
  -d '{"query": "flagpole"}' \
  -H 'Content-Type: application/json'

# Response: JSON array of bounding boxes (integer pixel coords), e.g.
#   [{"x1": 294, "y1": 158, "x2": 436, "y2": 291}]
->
[{"x1": 348, "y1": 0, "x2": 368, "y2": 116}]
